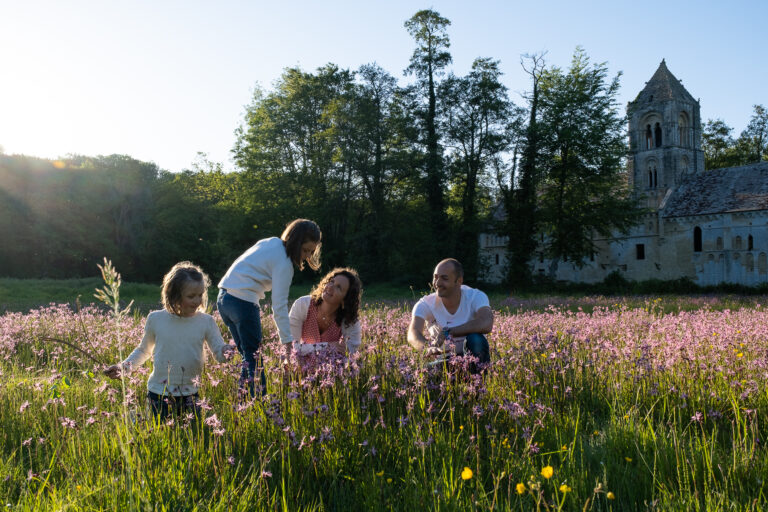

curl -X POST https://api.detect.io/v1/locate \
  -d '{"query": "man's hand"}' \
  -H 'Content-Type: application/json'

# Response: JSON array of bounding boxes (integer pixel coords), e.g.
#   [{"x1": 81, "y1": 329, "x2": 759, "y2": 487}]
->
[
  {"x1": 425, "y1": 345, "x2": 446, "y2": 358},
  {"x1": 103, "y1": 365, "x2": 122, "y2": 379}
]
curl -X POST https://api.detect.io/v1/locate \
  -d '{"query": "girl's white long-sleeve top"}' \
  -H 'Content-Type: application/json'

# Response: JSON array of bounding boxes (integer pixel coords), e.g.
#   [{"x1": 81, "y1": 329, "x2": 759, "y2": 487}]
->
[
  {"x1": 288, "y1": 295, "x2": 362, "y2": 354},
  {"x1": 218, "y1": 237, "x2": 294, "y2": 343},
  {"x1": 121, "y1": 310, "x2": 230, "y2": 396}
]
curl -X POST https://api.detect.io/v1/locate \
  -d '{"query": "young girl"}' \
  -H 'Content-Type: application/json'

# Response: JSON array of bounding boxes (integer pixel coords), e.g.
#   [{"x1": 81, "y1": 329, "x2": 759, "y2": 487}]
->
[
  {"x1": 104, "y1": 262, "x2": 234, "y2": 419},
  {"x1": 217, "y1": 218, "x2": 321, "y2": 396}
]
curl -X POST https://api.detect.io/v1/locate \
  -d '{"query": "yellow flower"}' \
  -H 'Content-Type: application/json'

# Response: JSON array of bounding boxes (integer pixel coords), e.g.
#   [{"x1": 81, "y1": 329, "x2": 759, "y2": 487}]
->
[
  {"x1": 559, "y1": 484, "x2": 571, "y2": 493},
  {"x1": 737, "y1": 352, "x2": 744, "y2": 358},
  {"x1": 76, "y1": 485, "x2": 81, "y2": 491},
  {"x1": 624, "y1": 457, "x2": 632, "y2": 463},
  {"x1": 607, "y1": 491, "x2": 616, "y2": 500},
  {"x1": 386, "y1": 478, "x2": 392, "y2": 483},
  {"x1": 593, "y1": 430, "x2": 599, "y2": 436},
  {"x1": 516, "y1": 482, "x2": 526, "y2": 495},
  {"x1": 376, "y1": 471, "x2": 384, "y2": 477},
  {"x1": 459, "y1": 425, "x2": 464, "y2": 431},
  {"x1": 461, "y1": 467, "x2": 473, "y2": 480},
  {"x1": 541, "y1": 466, "x2": 553, "y2": 479},
  {"x1": 561, "y1": 445, "x2": 567, "y2": 451}
]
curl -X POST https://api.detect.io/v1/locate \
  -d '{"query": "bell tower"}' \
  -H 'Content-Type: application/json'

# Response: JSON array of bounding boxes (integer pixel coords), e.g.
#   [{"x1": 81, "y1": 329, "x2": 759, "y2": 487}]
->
[{"x1": 627, "y1": 60, "x2": 705, "y2": 210}]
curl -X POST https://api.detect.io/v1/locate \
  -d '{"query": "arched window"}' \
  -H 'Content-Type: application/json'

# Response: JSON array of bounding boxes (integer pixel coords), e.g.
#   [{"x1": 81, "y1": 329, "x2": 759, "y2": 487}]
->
[
  {"x1": 654, "y1": 123, "x2": 662, "y2": 147},
  {"x1": 693, "y1": 226, "x2": 702, "y2": 252},
  {"x1": 645, "y1": 125, "x2": 653, "y2": 149},
  {"x1": 759, "y1": 253, "x2": 768, "y2": 275},
  {"x1": 648, "y1": 170, "x2": 653, "y2": 187},
  {"x1": 748, "y1": 235, "x2": 754, "y2": 251},
  {"x1": 495, "y1": 254, "x2": 499, "y2": 265},
  {"x1": 678, "y1": 112, "x2": 689, "y2": 147},
  {"x1": 653, "y1": 168, "x2": 658, "y2": 188}
]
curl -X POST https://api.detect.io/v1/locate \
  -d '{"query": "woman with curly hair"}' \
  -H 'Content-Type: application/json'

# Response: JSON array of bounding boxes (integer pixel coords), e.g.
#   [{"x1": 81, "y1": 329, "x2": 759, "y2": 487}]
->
[{"x1": 288, "y1": 267, "x2": 363, "y2": 360}]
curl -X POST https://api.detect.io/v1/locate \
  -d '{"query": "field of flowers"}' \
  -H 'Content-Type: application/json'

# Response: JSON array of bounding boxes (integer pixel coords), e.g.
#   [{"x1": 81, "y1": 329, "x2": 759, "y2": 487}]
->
[{"x1": 2, "y1": 295, "x2": 768, "y2": 510}]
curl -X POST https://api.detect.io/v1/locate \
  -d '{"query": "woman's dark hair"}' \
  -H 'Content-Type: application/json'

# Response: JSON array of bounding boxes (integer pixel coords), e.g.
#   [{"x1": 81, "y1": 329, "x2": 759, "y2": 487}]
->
[
  {"x1": 309, "y1": 267, "x2": 362, "y2": 327},
  {"x1": 161, "y1": 261, "x2": 210, "y2": 316},
  {"x1": 281, "y1": 218, "x2": 322, "y2": 271}
]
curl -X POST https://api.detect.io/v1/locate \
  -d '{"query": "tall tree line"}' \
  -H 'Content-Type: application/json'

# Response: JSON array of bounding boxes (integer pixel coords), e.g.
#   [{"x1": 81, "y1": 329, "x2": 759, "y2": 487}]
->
[{"x1": 3, "y1": 11, "x2": 759, "y2": 286}]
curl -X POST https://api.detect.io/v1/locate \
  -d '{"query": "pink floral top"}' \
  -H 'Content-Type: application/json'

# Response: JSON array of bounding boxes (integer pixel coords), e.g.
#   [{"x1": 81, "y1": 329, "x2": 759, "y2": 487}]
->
[{"x1": 300, "y1": 301, "x2": 342, "y2": 344}]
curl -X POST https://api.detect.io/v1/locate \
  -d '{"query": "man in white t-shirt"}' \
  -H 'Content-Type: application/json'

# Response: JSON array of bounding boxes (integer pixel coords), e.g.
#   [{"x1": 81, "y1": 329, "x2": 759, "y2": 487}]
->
[{"x1": 407, "y1": 258, "x2": 492, "y2": 371}]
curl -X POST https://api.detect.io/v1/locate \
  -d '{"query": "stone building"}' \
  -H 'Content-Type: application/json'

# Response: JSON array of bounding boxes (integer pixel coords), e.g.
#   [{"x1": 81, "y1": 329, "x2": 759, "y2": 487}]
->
[{"x1": 480, "y1": 60, "x2": 768, "y2": 286}]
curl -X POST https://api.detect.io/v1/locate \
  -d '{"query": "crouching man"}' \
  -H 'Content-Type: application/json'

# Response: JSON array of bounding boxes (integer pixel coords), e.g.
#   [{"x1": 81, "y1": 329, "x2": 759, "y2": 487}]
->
[{"x1": 407, "y1": 258, "x2": 492, "y2": 371}]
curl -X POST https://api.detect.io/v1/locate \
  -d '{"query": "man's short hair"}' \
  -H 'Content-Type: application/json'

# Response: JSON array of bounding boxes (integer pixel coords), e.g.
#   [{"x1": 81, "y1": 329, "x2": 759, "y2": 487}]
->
[{"x1": 438, "y1": 258, "x2": 464, "y2": 279}]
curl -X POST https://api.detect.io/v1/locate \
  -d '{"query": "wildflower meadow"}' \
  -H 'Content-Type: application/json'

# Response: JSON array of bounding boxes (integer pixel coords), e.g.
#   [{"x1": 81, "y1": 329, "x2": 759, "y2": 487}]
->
[{"x1": 2, "y1": 290, "x2": 768, "y2": 510}]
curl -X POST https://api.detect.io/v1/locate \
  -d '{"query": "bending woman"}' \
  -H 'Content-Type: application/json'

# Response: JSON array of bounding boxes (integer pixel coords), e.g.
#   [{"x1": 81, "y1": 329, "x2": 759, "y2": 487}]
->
[
  {"x1": 288, "y1": 267, "x2": 363, "y2": 360},
  {"x1": 217, "y1": 219, "x2": 321, "y2": 396}
]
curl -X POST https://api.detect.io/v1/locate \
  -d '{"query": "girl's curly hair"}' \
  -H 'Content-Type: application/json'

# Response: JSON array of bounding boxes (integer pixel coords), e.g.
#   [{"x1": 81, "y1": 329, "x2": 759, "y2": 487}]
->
[{"x1": 309, "y1": 267, "x2": 362, "y2": 327}]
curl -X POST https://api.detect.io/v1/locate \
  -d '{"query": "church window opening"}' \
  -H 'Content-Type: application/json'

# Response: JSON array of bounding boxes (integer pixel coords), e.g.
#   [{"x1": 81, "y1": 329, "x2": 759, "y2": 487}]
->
[
  {"x1": 649, "y1": 170, "x2": 653, "y2": 187},
  {"x1": 636, "y1": 244, "x2": 645, "y2": 260},
  {"x1": 759, "y1": 253, "x2": 768, "y2": 275},
  {"x1": 645, "y1": 125, "x2": 653, "y2": 149},
  {"x1": 653, "y1": 168, "x2": 658, "y2": 188},
  {"x1": 681, "y1": 157, "x2": 689, "y2": 175},
  {"x1": 748, "y1": 235, "x2": 754, "y2": 250},
  {"x1": 746, "y1": 253, "x2": 755, "y2": 272},
  {"x1": 495, "y1": 254, "x2": 499, "y2": 265},
  {"x1": 716, "y1": 237, "x2": 723, "y2": 250},
  {"x1": 693, "y1": 227, "x2": 702, "y2": 252},
  {"x1": 654, "y1": 123, "x2": 662, "y2": 147},
  {"x1": 678, "y1": 112, "x2": 689, "y2": 147},
  {"x1": 539, "y1": 252, "x2": 544, "y2": 263}
]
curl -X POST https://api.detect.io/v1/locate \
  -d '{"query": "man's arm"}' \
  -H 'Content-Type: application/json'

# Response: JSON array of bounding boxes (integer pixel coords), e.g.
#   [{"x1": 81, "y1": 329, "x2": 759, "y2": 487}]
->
[
  {"x1": 408, "y1": 316, "x2": 445, "y2": 357},
  {"x1": 407, "y1": 315, "x2": 429, "y2": 351},
  {"x1": 448, "y1": 306, "x2": 493, "y2": 337}
]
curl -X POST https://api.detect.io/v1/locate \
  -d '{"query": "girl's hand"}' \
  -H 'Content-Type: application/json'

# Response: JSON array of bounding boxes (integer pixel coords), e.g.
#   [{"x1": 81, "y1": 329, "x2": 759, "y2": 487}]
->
[
  {"x1": 104, "y1": 365, "x2": 122, "y2": 379},
  {"x1": 425, "y1": 346, "x2": 445, "y2": 358}
]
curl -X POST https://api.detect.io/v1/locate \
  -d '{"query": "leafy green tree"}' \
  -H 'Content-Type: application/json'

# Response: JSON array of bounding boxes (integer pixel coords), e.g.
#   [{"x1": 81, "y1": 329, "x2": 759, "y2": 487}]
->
[
  {"x1": 440, "y1": 57, "x2": 515, "y2": 280},
  {"x1": 738, "y1": 104, "x2": 768, "y2": 163},
  {"x1": 501, "y1": 53, "x2": 546, "y2": 287},
  {"x1": 702, "y1": 119, "x2": 739, "y2": 169},
  {"x1": 404, "y1": 9, "x2": 452, "y2": 256},
  {"x1": 536, "y1": 48, "x2": 641, "y2": 277}
]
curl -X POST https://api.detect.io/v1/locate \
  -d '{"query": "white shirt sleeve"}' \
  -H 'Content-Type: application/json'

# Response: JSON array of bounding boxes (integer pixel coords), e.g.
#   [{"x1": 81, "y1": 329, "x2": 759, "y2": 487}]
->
[
  {"x1": 289, "y1": 296, "x2": 310, "y2": 346},
  {"x1": 205, "y1": 315, "x2": 230, "y2": 363},
  {"x1": 412, "y1": 298, "x2": 433, "y2": 322},
  {"x1": 270, "y1": 259, "x2": 294, "y2": 343},
  {"x1": 343, "y1": 320, "x2": 362, "y2": 353},
  {"x1": 122, "y1": 312, "x2": 156, "y2": 370},
  {"x1": 470, "y1": 289, "x2": 491, "y2": 313}
]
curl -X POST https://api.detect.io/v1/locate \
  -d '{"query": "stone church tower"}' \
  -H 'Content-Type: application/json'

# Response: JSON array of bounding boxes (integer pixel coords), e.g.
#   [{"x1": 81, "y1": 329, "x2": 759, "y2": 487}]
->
[{"x1": 628, "y1": 60, "x2": 705, "y2": 210}]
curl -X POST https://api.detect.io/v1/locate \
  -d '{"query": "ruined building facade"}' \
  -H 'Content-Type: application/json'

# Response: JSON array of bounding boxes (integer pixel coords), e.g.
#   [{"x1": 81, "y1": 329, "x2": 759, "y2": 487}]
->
[{"x1": 480, "y1": 60, "x2": 768, "y2": 285}]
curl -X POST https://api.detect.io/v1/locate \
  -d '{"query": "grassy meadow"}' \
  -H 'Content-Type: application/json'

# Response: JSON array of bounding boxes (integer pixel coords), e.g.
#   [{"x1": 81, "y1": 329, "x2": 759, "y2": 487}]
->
[{"x1": 1, "y1": 278, "x2": 768, "y2": 510}]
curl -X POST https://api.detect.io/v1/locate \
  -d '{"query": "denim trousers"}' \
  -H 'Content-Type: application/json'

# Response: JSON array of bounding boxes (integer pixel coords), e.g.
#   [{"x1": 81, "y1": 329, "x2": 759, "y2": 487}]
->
[
  {"x1": 147, "y1": 391, "x2": 200, "y2": 420},
  {"x1": 463, "y1": 333, "x2": 490, "y2": 373},
  {"x1": 216, "y1": 289, "x2": 266, "y2": 397}
]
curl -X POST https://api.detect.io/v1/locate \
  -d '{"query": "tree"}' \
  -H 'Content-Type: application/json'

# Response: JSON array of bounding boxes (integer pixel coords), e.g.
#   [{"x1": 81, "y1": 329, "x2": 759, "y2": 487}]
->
[
  {"x1": 501, "y1": 53, "x2": 546, "y2": 287},
  {"x1": 702, "y1": 119, "x2": 737, "y2": 169},
  {"x1": 536, "y1": 48, "x2": 641, "y2": 277},
  {"x1": 739, "y1": 104, "x2": 768, "y2": 163},
  {"x1": 440, "y1": 57, "x2": 515, "y2": 280},
  {"x1": 404, "y1": 9, "x2": 452, "y2": 255}
]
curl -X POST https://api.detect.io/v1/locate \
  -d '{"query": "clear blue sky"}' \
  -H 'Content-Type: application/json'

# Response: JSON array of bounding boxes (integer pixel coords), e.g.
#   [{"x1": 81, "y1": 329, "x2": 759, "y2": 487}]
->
[{"x1": 1, "y1": 0, "x2": 765, "y2": 172}]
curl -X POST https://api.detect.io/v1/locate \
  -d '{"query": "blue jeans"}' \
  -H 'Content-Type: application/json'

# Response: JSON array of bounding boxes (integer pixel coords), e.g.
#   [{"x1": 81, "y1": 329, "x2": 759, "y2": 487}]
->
[
  {"x1": 464, "y1": 333, "x2": 490, "y2": 373},
  {"x1": 217, "y1": 289, "x2": 266, "y2": 397}
]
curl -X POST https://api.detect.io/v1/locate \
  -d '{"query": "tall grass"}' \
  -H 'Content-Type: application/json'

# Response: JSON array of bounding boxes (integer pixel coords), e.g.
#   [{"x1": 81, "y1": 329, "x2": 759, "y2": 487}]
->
[{"x1": 1, "y1": 296, "x2": 767, "y2": 510}]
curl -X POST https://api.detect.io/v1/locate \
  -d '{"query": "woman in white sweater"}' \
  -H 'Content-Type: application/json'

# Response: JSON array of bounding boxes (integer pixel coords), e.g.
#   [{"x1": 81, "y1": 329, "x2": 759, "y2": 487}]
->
[
  {"x1": 104, "y1": 262, "x2": 234, "y2": 419},
  {"x1": 217, "y1": 219, "x2": 321, "y2": 396},
  {"x1": 288, "y1": 267, "x2": 363, "y2": 365}
]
